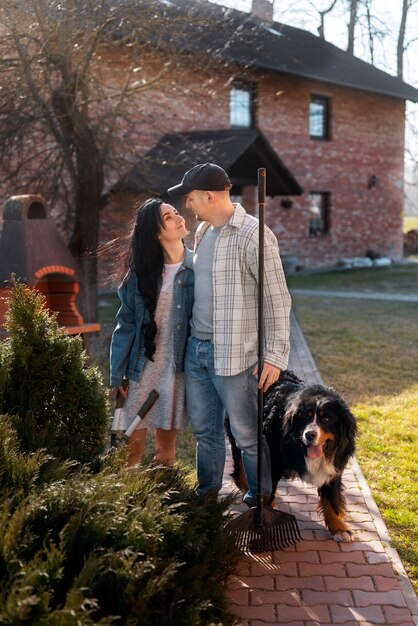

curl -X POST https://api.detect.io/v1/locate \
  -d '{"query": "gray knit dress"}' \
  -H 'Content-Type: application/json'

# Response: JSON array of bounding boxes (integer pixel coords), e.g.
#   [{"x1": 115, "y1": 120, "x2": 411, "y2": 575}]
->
[{"x1": 119, "y1": 262, "x2": 186, "y2": 431}]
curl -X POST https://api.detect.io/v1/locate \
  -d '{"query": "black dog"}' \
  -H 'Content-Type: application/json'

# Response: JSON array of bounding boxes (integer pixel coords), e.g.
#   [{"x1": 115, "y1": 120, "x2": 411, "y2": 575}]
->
[{"x1": 226, "y1": 370, "x2": 358, "y2": 541}]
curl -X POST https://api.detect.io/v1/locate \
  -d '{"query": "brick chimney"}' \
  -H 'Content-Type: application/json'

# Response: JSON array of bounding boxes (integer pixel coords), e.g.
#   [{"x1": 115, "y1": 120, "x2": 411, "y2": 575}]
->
[{"x1": 250, "y1": 0, "x2": 273, "y2": 23}]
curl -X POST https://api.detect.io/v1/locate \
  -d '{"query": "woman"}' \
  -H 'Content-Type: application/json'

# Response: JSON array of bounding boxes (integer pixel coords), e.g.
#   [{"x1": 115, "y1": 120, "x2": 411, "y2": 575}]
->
[{"x1": 110, "y1": 198, "x2": 194, "y2": 466}]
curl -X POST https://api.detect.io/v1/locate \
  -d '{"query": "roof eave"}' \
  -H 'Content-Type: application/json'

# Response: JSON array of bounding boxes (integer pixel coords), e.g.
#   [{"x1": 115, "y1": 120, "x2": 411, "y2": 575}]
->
[{"x1": 215, "y1": 52, "x2": 418, "y2": 103}]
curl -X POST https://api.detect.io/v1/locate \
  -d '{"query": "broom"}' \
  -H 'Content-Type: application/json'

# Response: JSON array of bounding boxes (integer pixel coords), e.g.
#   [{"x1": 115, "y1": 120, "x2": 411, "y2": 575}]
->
[{"x1": 224, "y1": 168, "x2": 301, "y2": 554}]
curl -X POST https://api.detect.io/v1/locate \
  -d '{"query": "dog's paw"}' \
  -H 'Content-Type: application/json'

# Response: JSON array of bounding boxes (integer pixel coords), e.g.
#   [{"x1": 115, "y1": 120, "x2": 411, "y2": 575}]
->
[{"x1": 331, "y1": 529, "x2": 354, "y2": 542}]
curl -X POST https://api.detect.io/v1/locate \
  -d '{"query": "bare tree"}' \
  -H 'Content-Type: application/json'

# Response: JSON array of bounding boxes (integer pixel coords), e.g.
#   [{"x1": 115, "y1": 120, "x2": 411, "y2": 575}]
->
[
  {"x1": 0, "y1": 0, "x2": 218, "y2": 321},
  {"x1": 0, "y1": 1, "x2": 153, "y2": 320},
  {"x1": 347, "y1": 0, "x2": 359, "y2": 54},
  {"x1": 363, "y1": 0, "x2": 376, "y2": 64},
  {"x1": 317, "y1": 0, "x2": 339, "y2": 39},
  {"x1": 344, "y1": 0, "x2": 418, "y2": 72},
  {"x1": 398, "y1": 0, "x2": 409, "y2": 79},
  {"x1": 397, "y1": 0, "x2": 418, "y2": 79},
  {"x1": 276, "y1": 1, "x2": 345, "y2": 42},
  {"x1": 348, "y1": 0, "x2": 390, "y2": 68}
]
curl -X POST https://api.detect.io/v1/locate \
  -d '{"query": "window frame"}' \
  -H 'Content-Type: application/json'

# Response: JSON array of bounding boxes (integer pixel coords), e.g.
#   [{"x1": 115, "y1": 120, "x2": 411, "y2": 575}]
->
[
  {"x1": 230, "y1": 80, "x2": 256, "y2": 128},
  {"x1": 309, "y1": 94, "x2": 331, "y2": 140},
  {"x1": 308, "y1": 191, "x2": 330, "y2": 237}
]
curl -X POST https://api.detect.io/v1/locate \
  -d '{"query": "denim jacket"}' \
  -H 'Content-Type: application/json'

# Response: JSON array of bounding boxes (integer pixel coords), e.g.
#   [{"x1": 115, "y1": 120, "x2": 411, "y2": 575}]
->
[{"x1": 109, "y1": 248, "x2": 194, "y2": 387}]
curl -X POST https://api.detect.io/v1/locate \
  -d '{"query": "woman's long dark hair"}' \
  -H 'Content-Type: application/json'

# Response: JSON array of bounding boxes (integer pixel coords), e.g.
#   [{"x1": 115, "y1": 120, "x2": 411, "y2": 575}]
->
[{"x1": 128, "y1": 198, "x2": 165, "y2": 361}]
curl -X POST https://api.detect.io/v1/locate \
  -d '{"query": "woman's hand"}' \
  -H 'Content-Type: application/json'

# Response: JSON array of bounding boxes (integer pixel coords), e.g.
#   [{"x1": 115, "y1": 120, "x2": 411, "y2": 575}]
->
[{"x1": 113, "y1": 384, "x2": 129, "y2": 400}]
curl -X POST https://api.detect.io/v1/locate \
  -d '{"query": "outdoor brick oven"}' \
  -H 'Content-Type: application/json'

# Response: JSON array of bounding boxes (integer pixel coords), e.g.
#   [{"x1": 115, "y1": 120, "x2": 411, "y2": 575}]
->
[{"x1": 0, "y1": 195, "x2": 100, "y2": 336}]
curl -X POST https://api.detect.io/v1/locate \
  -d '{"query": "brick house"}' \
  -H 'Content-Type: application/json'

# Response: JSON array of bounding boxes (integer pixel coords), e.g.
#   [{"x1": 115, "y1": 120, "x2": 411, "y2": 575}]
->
[
  {"x1": 99, "y1": 0, "x2": 418, "y2": 278},
  {"x1": 3, "y1": 0, "x2": 417, "y2": 284}
]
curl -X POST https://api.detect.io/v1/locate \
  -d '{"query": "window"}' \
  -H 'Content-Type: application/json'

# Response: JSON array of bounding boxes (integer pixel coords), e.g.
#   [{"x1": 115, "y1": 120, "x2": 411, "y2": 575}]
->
[
  {"x1": 309, "y1": 95, "x2": 330, "y2": 139},
  {"x1": 309, "y1": 192, "x2": 330, "y2": 236},
  {"x1": 230, "y1": 81, "x2": 255, "y2": 127}
]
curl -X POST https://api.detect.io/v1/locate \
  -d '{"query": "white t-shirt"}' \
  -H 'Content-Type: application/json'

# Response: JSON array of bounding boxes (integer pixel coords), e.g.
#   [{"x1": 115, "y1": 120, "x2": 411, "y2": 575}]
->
[{"x1": 161, "y1": 261, "x2": 182, "y2": 293}]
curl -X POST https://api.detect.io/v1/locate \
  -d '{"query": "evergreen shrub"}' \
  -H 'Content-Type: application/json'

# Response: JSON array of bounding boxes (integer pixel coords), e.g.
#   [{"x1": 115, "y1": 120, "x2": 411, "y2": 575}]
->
[
  {"x1": 0, "y1": 281, "x2": 109, "y2": 463},
  {"x1": 0, "y1": 414, "x2": 48, "y2": 501},
  {"x1": 0, "y1": 427, "x2": 239, "y2": 625},
  {"x1": 0, "y1": 283, "x2": 241, "y2": 625}
]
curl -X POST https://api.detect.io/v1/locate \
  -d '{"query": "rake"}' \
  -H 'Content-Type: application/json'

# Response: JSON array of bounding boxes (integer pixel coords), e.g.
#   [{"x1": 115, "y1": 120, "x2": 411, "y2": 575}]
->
[{"x1": 224, "y1": 168, "x2": 301, "y2": 554}]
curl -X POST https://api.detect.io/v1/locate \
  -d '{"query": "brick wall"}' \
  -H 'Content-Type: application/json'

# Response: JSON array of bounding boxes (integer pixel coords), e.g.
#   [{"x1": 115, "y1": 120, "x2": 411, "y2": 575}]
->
[
  {"x1": 256, "y1": 72, "x2": 405, "y2": 268},
  {"x1": 0, "y1": 47, "x2": 405, "y2": 286},
  {"x1": 100, "y1": 55, "x2": 405, "y2": 281}
]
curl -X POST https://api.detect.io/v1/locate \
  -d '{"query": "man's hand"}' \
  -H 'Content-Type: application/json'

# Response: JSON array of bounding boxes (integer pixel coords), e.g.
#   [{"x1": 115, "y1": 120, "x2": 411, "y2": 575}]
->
[{"x1": 252, "y1": 363, "x2": 281, "y2": 392}]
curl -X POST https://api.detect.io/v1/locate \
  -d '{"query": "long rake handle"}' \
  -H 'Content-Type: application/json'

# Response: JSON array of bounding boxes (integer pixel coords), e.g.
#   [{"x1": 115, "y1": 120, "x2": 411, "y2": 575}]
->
[
  {"x1": 256, "y1": 168, "x2": 266, "y2": 527},
  {"x1": 224, "y1": 169, "x2": 301, "y2": 554}
]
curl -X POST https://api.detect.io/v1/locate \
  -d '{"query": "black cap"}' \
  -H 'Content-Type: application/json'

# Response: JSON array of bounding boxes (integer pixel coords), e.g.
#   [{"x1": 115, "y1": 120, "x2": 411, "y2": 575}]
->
[{"x1": 167, "y1": 163, "x2": 231, "y2": 198}]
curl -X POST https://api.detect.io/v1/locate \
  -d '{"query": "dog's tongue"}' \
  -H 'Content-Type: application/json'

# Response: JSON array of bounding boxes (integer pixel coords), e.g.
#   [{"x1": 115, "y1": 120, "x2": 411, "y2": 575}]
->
[{"x1": 307, "y1": 444, "x2": 323, "y2": 459}]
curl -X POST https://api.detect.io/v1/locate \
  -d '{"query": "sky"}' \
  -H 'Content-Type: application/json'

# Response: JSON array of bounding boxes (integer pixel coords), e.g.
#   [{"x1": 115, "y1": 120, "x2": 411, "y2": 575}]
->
[{"x1": 209, "y1": 0, "x2": 418, "y2": 161}]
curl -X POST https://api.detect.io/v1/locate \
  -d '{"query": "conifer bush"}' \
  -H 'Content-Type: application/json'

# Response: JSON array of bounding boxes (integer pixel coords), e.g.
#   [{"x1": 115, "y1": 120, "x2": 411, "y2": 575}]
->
[
  {"x1": 0, "y1": 284, "x2": 238, "y2": 626},
  {"x1": 0, "y1": 281, "x2": 109, "y2": 463},
  {"x1": 0, "y1": 428, "x2": 239, "y2": 625},
  {"x1": 0, "y1": 284, "x2": 240, "y2": 625},
  {"x1": 0, "y1": 415, "x2": 48, "y2": 501}
]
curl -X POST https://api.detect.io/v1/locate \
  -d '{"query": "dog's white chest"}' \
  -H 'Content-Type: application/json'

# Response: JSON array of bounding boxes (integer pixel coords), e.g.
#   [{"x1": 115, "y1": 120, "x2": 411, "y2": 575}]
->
[{"x1": 303, "y1": 456, "x2": 337, "y2": 487}]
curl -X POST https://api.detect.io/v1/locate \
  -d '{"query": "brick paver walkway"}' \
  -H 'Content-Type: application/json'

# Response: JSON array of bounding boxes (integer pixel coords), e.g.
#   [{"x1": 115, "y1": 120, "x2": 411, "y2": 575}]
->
[{"x1": 223, "y1": 312, "x2": 418, "y2": 626}]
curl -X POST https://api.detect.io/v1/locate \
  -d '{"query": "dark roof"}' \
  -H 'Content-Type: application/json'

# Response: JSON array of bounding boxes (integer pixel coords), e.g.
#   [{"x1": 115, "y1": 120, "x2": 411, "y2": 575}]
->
[
  {"x1": 112, "y1": 128, "x2": 303, "y2": 196},
  {"x1": 134, "y1": 0, "x2": 418, "y2": 102}
]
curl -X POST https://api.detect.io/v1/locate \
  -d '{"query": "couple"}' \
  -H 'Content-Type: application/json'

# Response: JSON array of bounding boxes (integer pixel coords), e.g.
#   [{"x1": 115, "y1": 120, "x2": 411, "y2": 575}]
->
[{"x1": 109, "y1": 163, "x2": 291, "y2": 506}]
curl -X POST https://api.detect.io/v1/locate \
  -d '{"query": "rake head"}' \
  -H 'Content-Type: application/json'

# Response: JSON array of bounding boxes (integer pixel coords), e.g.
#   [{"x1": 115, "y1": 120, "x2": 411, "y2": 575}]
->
[{"x1": 224, "y1": 506, "x2": 301, "y2": 554}]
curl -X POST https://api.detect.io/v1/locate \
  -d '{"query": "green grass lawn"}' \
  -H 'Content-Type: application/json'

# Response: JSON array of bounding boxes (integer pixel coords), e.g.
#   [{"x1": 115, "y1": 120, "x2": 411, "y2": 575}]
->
[{"x1": 290, "y1": 285, "x2": 418, "y2": 592}]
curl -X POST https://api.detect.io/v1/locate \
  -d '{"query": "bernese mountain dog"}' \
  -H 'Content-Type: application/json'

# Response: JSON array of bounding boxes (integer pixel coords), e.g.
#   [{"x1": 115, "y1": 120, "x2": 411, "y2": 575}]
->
[{"x1": 226, "y1": 370, "x2": 358, "y2": 541}]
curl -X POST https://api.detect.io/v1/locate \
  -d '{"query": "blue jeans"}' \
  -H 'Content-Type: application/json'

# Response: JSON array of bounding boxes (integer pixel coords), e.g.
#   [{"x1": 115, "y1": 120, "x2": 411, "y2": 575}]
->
[{"x1": 184, "y1": 336, "x2": 272, "y2": 504}]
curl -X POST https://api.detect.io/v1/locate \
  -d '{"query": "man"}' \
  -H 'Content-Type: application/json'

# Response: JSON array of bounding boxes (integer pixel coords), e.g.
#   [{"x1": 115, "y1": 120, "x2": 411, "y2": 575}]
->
[{"x1": 168, "y1": 163, "x2": 291, "y2": 505}]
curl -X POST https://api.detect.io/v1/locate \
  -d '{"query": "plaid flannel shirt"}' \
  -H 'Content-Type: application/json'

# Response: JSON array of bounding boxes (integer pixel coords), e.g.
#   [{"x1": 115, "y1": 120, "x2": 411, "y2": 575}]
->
[{"x1": 194, "y1": 203, "x2": 291, "y2": 376}]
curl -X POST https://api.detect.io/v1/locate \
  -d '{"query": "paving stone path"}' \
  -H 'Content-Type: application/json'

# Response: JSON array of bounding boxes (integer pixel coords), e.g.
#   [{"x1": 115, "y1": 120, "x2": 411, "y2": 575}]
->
[{"x1": 223, "y1": 312, "x2": 418, "y2": 626}]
